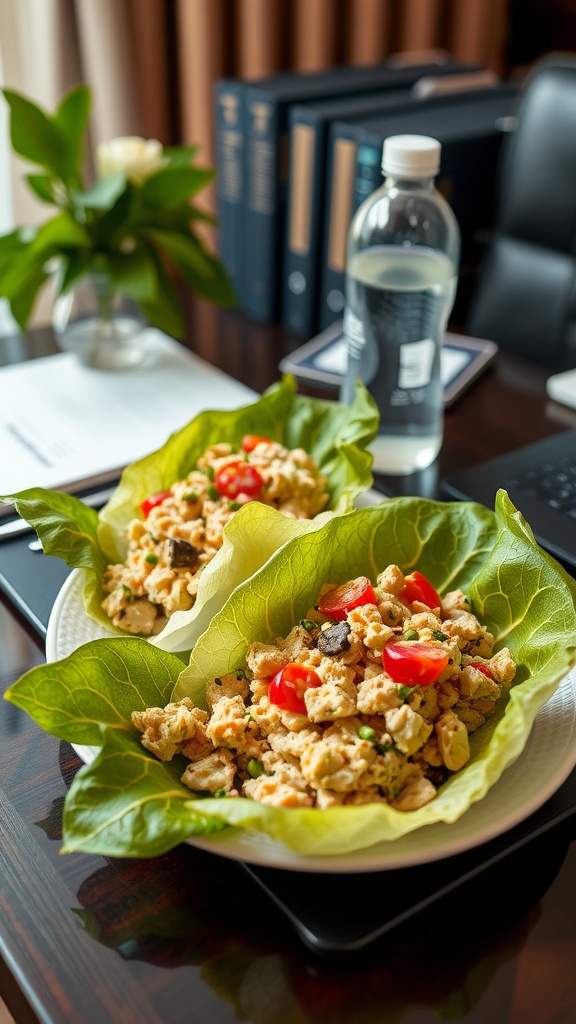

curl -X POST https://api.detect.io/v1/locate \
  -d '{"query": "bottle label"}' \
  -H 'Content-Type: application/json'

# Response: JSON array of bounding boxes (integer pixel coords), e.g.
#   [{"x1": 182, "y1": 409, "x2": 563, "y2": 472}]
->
[
  {"x1": 390, "y1": 338, "x2": 435, "y2": 406},
  {"x1": 343, "y1": 307, "x2": 365, "y2": 358}
]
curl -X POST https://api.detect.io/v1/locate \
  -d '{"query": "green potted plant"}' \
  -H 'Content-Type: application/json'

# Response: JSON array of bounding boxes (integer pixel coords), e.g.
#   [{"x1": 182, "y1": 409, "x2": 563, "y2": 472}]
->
[{"x1": 0, "y1": 84, "x2": 236, "y2": 368}]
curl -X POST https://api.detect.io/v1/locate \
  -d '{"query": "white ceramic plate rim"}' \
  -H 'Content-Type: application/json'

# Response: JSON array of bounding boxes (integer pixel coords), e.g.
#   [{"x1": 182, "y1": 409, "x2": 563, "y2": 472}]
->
[
  {"x1": 69, "y1": 666, "x2": 576, "y2": 873},
  {"x1": 46, "y1": 489, "x2": 576, "y2": 874}
]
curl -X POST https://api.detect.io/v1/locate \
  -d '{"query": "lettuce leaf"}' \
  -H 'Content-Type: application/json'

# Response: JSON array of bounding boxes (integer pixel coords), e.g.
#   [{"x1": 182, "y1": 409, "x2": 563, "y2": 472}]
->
[
  {"x1": 0, "y1": 375, "x2": 378, "y2": 645},
  {"x1": 5, "y1": 492, "x2": 576, "y2": 858},
  {"x1": 150, "y1": 502, "x2": 336, "y2": 654}
]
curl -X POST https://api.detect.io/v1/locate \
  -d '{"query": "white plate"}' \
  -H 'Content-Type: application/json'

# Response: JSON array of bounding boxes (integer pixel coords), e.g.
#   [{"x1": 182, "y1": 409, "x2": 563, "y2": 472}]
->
[
  {"x1": 70, "y1": 667, "x2": 576, "y2": 873},
  {"x1": 46, "y1": 490, "x2": 576, "y2": 873}
]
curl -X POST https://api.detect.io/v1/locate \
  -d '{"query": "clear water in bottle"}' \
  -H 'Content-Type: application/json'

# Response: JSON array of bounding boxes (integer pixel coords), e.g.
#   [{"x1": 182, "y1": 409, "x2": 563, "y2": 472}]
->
[{"x1": 341, "y1": 244, "x2": 457, "y2": 474}]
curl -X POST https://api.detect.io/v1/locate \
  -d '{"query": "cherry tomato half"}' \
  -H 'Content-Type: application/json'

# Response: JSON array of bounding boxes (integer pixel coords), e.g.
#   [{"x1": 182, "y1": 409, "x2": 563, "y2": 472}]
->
[
  {"x1": 383, "y1": 641, "x2": 449, "y2": 687},
  {"x1": 268, "y1": 663, "x2": 323, "y2": 714},
  {"x1": 317, "y1": 576, "x2": 377, "y2": 621},
  {"x1": 400, "y1": 571, "x2": 441, "y2": 610},
  {"x1": 470, "y1": 662, "x2": 493, "y2": 678},
  {"x1": 241, "y1": 434, "x2": 273, "y2": 452},
  {"x1": 215, "y1": 461, "x2": 263, "y2": 500},
  {"x1": 141, "y1": 489, "x2": 172, "y2": 518}
]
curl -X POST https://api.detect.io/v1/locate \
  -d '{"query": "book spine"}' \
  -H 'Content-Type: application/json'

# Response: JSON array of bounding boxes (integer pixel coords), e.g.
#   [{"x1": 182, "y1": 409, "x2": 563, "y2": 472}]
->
[
  {"x1": 317, "y1": 127, "x2": 363, "y2": 332},
  {"x1": 242, "y1": 89, "x2": 283, "y2": 322},
  {"x1": 214, "y1": 80, "x2": 246, "y2": 302},
  {"x1": 281, "y1": 111, "x2": 324, "y2": 336},
  {"x1": 354, "y1": 142, "x2": 383, "y2": 210}
]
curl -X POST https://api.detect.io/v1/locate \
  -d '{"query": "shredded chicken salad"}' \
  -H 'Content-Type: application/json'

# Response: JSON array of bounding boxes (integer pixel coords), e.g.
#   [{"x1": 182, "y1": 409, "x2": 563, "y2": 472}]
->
[
  {"x1": 132, "y1": 563, "x2": 516, "y2": 812},
  {"x1": 101, "y1": 436, "x2": 329, "y2": 636}
]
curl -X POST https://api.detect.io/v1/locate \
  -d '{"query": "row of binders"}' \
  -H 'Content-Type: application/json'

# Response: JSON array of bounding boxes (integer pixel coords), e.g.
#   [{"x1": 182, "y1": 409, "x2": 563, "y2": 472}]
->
[{"x1": 214, "y1": 52, "x2": 519, "y2": 338}]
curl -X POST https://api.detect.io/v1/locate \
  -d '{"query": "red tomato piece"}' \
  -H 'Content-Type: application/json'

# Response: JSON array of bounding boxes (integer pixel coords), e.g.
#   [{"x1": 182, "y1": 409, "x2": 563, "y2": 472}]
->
[
  {"x1": 383, "y1": 642, "x2": 449, "y2": 687},
  {"x1": 141, "y1": 489, "x2": 172, "y2": 518},
  {"x1": 470, "y1": 662, "x2": 493, "y2": 678},
  {"x1": 268, "y1": 663, "x2": 323, "y2": 714},
  {"x1": 317, "y1": 576, "x2": 378, "y2": 621},
  {"x1": 400, "y1": 571, "x2": 441, "y2": 609},
  {"x1": 241, "y1": 434, "x2": 273, "y2": 452},
  {"x1": 215, "y1": 461, "x2": 263, "y2": 500}
]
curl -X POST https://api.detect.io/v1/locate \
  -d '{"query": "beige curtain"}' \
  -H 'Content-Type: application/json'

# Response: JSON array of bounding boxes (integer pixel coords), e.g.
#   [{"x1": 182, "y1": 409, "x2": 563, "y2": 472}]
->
[
  {"x1": 0, "y1": 0, "x2": 170, "y2": 324},
  {"x1": 0, "y1": 0, "x2": 170, "y2": 219}
]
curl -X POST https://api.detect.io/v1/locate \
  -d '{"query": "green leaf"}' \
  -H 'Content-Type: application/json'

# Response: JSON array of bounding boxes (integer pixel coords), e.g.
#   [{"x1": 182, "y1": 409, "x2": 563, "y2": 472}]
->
[
  {"x1": 9, "y1": 263, "x2": 48, "y2": 329},
  {"x1": 0, "y1": 487, "x2": 112, "y2": 628},
  {"x1": 91, "y1": 186, "x2": 134, "y2": 244},
  {"x1": 99, "y1": 246, "x2": 159, "y2": 303},
  {"x1": 0, "y1": 244, "x2": 48, "y2": 310},
  {"x1": 145, "y1": 228, "x2": 236, "y2": 306},
  {"x1": 5, "y1": 636, "x2": 182, "y2": 744},
  {"x1": 2, "y1": 88, "x2": 70, "y2": 181},
  {"x1": 62, "y1": 727, "x2": 226, "y2": 857},
  {"x1": 135, "y1": 246, "x2": 185, "y2": 338},
  {"x1": 162, "y1": 145, "x2": 200, "y2": 167},
  {"x1": 27, "y1": 211, "x2": 91, "y2": 255},
  {"x1": 4, "y1": 637, "x2": 225, "y2": 856},
  {"x1": 54, "y1": 85, "x2": 91, "y2": 182},
  {"x1": 0, "y1": 231, "x2": 30, "y2": 280},
  {"x1": 0, "y1": 488, "x2": 104, "y2": 568},
  {"x1": 57, "y1": 250, "x2": 95, "y2": 294},
  {"x1": 75, "y1": 172, "x2": 127, "y2": 210},
  {"x1": 25, "y1": 174, "x2": 57, "y2": 204},
  {"x1": 0, "y1": 214, "x2": 91, "y2": 312},
  {"x1": 140, "y1": 167, "x2": 215, "y2": 208},
  {"x1": 186, "y1": 205, "x2": 217, "y2": 225}
]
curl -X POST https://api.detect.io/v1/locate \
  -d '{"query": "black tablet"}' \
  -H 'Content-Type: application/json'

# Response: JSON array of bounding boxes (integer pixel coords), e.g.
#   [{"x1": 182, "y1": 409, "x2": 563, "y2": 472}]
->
[{"x1": 279, "y1": 321, "x2": 498, "y2": 407}]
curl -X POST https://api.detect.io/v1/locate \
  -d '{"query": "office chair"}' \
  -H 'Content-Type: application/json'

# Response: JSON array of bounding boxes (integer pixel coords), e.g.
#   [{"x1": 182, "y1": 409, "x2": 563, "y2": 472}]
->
[{"x1": 465, "y1": 54, "x2": 576, "y2": 371}]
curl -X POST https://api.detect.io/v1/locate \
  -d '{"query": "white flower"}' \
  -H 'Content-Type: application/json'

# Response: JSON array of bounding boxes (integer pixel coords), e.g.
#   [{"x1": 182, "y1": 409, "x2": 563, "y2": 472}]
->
[{"x1": 96, "y1": 136, "x2": 165, "y2": 185}]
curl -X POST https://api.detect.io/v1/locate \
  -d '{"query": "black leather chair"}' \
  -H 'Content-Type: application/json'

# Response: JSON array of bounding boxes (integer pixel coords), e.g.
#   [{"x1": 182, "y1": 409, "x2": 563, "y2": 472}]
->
[{"x1": 465, "y1": 54, "x2": 576, "y2": 371}]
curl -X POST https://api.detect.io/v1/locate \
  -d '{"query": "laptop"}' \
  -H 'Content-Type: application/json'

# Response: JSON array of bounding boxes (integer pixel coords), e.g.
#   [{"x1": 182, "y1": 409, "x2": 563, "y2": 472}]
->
[{"x1": 441, "y1": 429, "x2": 576, "y2": 572}]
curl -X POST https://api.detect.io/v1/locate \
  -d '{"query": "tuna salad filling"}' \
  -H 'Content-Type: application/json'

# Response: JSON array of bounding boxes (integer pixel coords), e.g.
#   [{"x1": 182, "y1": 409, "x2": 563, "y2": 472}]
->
[
  {"x1": 132, "y1": 564, "x2": 516, "y2": 811},
  {"x1": 101, "y1": 436, "x2": 329, "y2": 636}
]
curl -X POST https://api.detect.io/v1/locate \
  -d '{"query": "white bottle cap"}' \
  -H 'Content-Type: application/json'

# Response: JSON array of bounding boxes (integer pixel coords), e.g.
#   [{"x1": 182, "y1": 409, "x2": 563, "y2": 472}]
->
[{"x1": 381, "y1": 134, "x2": 441, "y2": 178}]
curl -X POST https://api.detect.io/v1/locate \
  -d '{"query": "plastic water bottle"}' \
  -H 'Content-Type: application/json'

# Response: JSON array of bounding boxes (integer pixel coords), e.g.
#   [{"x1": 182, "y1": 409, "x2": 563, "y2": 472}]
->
[{"x1": 340, "y1": 134, "x2": 460, "y2": 474}]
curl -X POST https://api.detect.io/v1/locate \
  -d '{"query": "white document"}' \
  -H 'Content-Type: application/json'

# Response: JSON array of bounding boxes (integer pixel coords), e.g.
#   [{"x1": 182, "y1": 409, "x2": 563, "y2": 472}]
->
[{"x1": 0, "y1": 329, "x2": 257, "y2": 496}]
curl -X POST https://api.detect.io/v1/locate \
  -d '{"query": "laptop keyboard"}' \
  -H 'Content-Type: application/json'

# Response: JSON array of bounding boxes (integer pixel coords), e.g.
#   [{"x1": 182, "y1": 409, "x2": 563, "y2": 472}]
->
[{"x1": 506, "y1": 456, "x2": 576, "y2": 518}]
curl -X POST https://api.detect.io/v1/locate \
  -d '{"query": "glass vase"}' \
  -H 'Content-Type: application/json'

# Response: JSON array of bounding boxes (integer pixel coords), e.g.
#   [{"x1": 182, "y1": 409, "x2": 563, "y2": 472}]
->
[{"x1": 52, "y1": 273, "x2": 147, "y2": 370}]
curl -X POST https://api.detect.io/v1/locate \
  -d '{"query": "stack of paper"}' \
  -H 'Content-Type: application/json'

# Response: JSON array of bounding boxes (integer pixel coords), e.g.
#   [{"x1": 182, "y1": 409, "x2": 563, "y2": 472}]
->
[{"x1": 0, "y1": 330, "x2": 257, "y2": 497}]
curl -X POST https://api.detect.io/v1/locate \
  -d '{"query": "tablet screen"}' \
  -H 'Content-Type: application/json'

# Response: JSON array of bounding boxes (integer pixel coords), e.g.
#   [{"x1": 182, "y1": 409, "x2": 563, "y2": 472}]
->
[{"x1": 279, "y1": 324, "x2": 497, "y2": 407}]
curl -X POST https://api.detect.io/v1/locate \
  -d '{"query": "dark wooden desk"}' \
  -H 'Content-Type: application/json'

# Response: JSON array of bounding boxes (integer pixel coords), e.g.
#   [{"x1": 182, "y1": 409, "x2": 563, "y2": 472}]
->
[{"x1": 1, "y1": 304, "x2": 575, "y2": 1024}]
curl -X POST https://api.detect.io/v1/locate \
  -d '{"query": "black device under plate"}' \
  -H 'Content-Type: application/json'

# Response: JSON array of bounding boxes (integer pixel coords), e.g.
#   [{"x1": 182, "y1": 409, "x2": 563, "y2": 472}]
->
[{"x1": 242, "y1": 767, "x2": 576, "y2": 954}]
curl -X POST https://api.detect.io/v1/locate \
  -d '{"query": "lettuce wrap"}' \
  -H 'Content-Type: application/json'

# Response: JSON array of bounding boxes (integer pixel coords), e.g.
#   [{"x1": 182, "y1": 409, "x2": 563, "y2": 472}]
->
[
  {"x1": 5, "y1": 492, "x2": 576, "y2": 859},
  {"x1": 0, "y1": 375, "x2": 378, "y2": 650}
]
